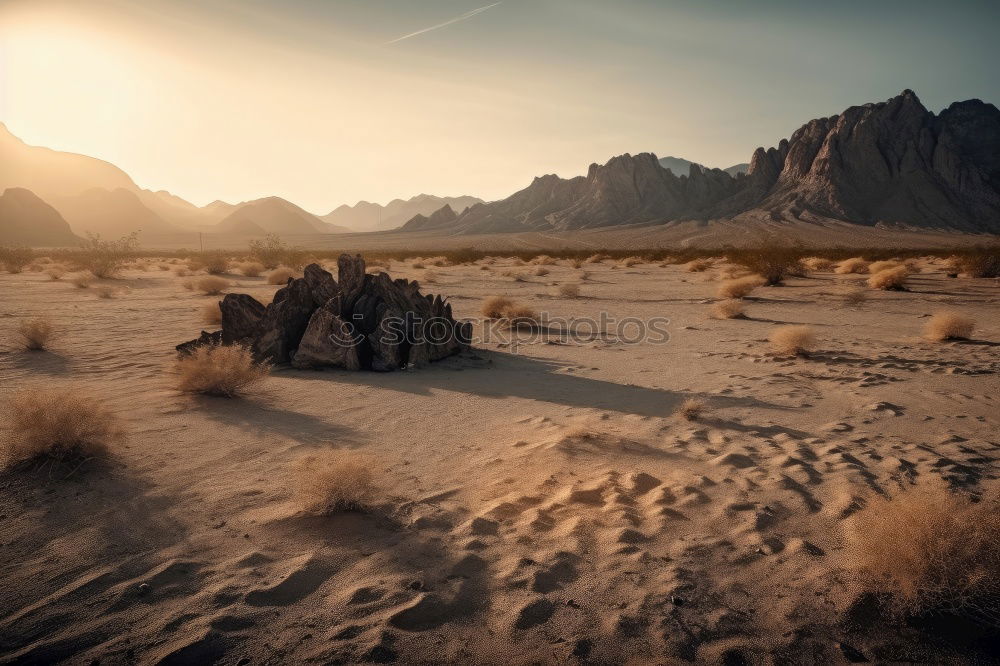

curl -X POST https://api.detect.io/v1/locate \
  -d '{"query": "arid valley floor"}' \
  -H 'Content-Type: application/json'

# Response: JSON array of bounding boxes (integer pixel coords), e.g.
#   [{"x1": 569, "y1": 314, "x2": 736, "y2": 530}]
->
[{"x1": 1, "y1": 255, "x2": 998, "y2": 664}]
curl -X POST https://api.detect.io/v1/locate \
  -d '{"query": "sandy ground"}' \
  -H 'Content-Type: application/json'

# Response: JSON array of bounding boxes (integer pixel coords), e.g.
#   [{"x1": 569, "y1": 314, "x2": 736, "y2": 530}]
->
[{"x1": 0, "y1": 256, "x2": 998, "y2": 664}]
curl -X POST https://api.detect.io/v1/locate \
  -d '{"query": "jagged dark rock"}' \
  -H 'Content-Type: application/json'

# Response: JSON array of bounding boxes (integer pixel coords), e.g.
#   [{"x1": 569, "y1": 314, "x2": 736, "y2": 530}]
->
[{"x1": 176, "y1": 255, "x2": 470, "y2": 371}]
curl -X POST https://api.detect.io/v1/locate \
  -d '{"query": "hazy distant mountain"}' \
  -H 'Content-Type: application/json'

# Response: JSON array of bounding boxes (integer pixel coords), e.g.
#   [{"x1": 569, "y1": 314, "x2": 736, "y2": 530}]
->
[
  {"x1": 52, "y1": 187, "x2": 183, "y2": 238},
  {"x1": 0, "y1": 188, "x2": 81, "y2": 246},
  {"x1": 213, "y1": 197, "x2": 349, "y2": 235},
  {"x1": 323, "y1": 194, "x2": 482, "y2": 231},
  {"x1": 406, "y1": 91, "x2": 1000, "y2": 234},
  {"x1": 658, "y1": 155, "x2": 749, "y2": 178}
]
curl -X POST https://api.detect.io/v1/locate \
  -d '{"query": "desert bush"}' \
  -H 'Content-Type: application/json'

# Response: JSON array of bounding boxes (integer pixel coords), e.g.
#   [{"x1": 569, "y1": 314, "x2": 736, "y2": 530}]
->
[
  {"x1": 924, "y1": 311, "x2": 975, "y2": 341},
  {"x1": 725, "y1": 247, "x2": 804, "y2": 286},
  {"x1": 410, "y1": 260, "x2": 425, "y2": 269},
  {"x1": 684, "y1": 258, "x2": 713, "y2": 272},
  {"x1": 95, "y1": 286, "x2": 117, "y2": 299},
  {"x1": 717, "y1": 275, "x2": 766, "y2": 299},
  {"x1": 955, "y1": 246, "x2": 1000, "y2": 278},
  {"x1": 188, "y1": 251, "x2": 230, "y2": 275},
  {"x1": 586, "y1": 253, "x2": 610, "y2": 264},
  {"x1": 867, "y1": 266, "x2": 910, "y2": 290},
  {"x1": 620, "y1": 256, "x2": 643, "y2": 267},
  {"x1": 533, "y1": 266, "x2": 550, "y2": 276},
  {"x1": 297, "y1": 451, "x2": 380, "y2": 513},
  {"x1": 267, "y1": 267, "x2": 297, "y2": 285},
  {"x1": 557, "y1": 283, "x2": 581, "y2": 298},
  {"x1": 173, "y1": 266, "x2": 190, "y2": 277},
  {"x1": 504, "y1": 304, "x2": 539, "y2": 326},
  {"x1": 868, "y1": 260, "x2": 903, "y2": 274},
  {"x1": 427, "y1": 256, "x2": 449, "y2": 267},
  {"x1": 2, "y1": 387, "x2": 126, "y2": 466},
  {"x1": 675, "y1": 398, "x2": 704, "y2": 421},
  {"x1": 17, "y1": 318, "x2": 55, "y2": 350},
  {"x1": 835, "y1": 257, "x2": 870, "y2": 275},
  {"x1": 202, "y1": 301, "x2": 222, "y2": 325},
  {"x1": 0, "y1": 245, "x2": 35, "y2": 273},
  {"x1": 844, "y1": 477, "x2": 1000, "y2": 622},
  {"x1": 248, "y1": 234, "x2": 304, "y2": 269},
  {"x1": 568, "y1": 259, "x2": 583, "y2": 269},
  {"x1": 531, "y1": 254, "x2": 556, "y2": 265},
  {"x1": 70, "y1": 272, "x2": 94, "y2": 289},
  {"x1": 75, "y1": 232, "x2": 139, "y2": 278},
  {"x1": 45, "y1": 267, "x2": 65, "y2": 281},
  {"x1": 840, "y1": 287, "x2": 868, "y2": 307},
  {"x1": 239, "y1": 261, "x2": 265, "y2": 277},
  {"x1": 196, "y1": 276, "x2": 230, "y2": 295},
  {"x1": 711, "y1": 299, "x2": 746, "y2": 319},
  {"x1": 175, "y1": 344, "x2": 270, "y2": 397},
  {"x1": 481, "y1": 296, "x2": 514, "y2": 319},
  {"x1": 769, "y1": 325, "x2": 816, "y2": 355},
  {"x1": 802, "y1": 257, "x2": 834, "y2": 271}
]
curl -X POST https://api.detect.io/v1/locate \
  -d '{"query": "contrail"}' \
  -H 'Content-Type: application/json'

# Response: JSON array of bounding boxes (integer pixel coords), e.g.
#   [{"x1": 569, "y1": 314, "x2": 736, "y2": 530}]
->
[{"x1": 385, "y1": 2, "x2": 501, "y2": 45}]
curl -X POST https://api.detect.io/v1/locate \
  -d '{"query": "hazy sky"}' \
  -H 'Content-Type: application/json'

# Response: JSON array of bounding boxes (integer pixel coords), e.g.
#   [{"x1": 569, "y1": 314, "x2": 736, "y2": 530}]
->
[{"x1": 1, "y1": 0, "x2": 997, "y2": 212}]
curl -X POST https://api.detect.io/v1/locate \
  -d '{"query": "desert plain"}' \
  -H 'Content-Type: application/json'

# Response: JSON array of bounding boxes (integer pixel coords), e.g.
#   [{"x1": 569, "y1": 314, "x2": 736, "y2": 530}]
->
[{"x1": 0, "y1": 252, "x2": 998, "y2": 665}]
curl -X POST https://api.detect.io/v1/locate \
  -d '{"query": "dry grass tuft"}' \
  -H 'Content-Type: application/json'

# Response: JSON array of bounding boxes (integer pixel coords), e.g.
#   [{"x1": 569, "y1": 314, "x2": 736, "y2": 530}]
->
[
  {"x1": 620, "y1": 256, "x2": 643, "y2": 267},
  {"x1": 868, "y1": 260, "x2": 903, "y2": 274},
  {"x1": 45, "y1": 267, "x2": 66, "y2": 281},
  {"x1": 267, "y1": 267, "x2": 297, "y2": 285},
  {"x1": 711, "y1": 299, "x2": 746, "y2": 319},
  {"x1": 0, "y1": 245, "x2": 35, "y2": 273},
  {"x1": 297, "y1": 451, "x2": 381, "y2": 513},
  {"x1": 802, "y1": 257, "x2": 834, "y2": 271},
  {"x1": 769, "y1": 325, "x2": 816, "y2": 355},
  {"x1": 684, "y1": 258, "x2": 713, "y2": 272},
  {"x1": 410, "y1": 260, "x2": 425, "y2": 269},
  {"x1": 533, "y1": 266, "x2": 550, "y2": 276},
  {"x1": 531, "y1": 254, "x2": 557, "y2": 265},
  {"x1": 481, "y1": 295, "x2": 514, "y2": 319},
  {"x1": 175, "y1": 344, "x2": 270, "y2": 397},
  {"x1": 924, "y1": 311, "x2": 975, "y2": 341},
  {"x1": 557, "y1": 283, "x2": 581, "y2": 298},
  {"x1": 844, "y1": 478, "x2": 1000, "y2": 621},
  {"x1": 17, "y1": 318, "x2": 55, "y2": 350},
  {"x1": 201, "y1": 301, "x2": 222, "y2": 325},
  {"x1": 2, "y1": 387, "x2": 125, "y2": 467},
  {"x1": 239, "y1": 261, "x2": 265, "y2": 277},
  {"x1": 717, "y1": 275, "x2": 766, "y2": 299},
  {"x1": 196, "y1": 276, "x2": 230, "y2": 295},
  {"x1": 95, "y1": 286, "x2": 118, "y2": 299},
  {"x1": 188, "y1": 251, "x2": 230, "y2": 275},
  {"x1": 585, "y1": 253, "x2": 610, "y2": 264},
  {"x1": 724, "y1": 247, "x2": 804, "y2": 285},
  {"x1": 867, "y1": 266, "x2": 910, "y2": 290},
  {"x1": 835, "y1": 257, "x2": 870, "y2": 274},
  {"x1": 840, "y1": 286, "x2": 868, "y2": 307},
  {"x1": 675, "y1": 398, "x2": 704, "y2": 421},
  {"x1": 70, "y1": 272, "x2": 94, "y2": 289}
]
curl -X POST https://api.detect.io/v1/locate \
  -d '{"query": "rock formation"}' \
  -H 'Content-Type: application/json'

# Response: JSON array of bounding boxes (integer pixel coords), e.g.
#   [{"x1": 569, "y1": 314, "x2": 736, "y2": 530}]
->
[
  {"x1": 177, "y1": 255, "x2": 472, "y2": 371},
  {"x1": 398, "y1": 90, "x2": 1000, "y2": 233}
]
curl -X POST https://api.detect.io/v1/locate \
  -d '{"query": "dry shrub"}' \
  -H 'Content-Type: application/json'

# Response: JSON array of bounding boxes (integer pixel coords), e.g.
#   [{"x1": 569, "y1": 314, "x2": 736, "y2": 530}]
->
[
  {"x1": 840, "y1": 287, "x2": 868, "y2": 307},
  {"x1": 481, "y1": 295, "x2": 514, "y2": 319},
  {"x1": 504, "y1": 304, "x2": 539, "y2": 326},
  {"x1": 239, "y1": 261, "x2": 265, "y2": 277},
  {"x1": 95, "y1": 286, "x2": 117, "y2": 299},
  {"x1": 157, "y1": 263, "x2": 171, "y2": 271},
  {"x1": 711, "y1": 299, "x2": 746, "y2": 319},
  {"x1": 836, "y1": 257, "x2": 870, "y2": 274},
  {"x1": 568, "y1": 259, "x2": 583, "y2": 269},
  {"x1": 70, "y1": 272, "x2": 94, "y2": 289},
  {"x1": 18, "y1": 318, "x2": 55, "y2": 350},
  {"x1": 196, "y1": 276, "x2": 230, "y2": 295},
  {"x1": 867, "y1": 266, "x2": 910, "y2": 290},
  {"x1": 717, "y1": 275, "x2": 766, "y2": 299},
  {"x1": 675, "y1": 398, "x2": 704, "y2": 421},
  {"x1": 427, "y1": 256, "x2": 449, "y2": 267},
  {"x1": 45, "y1": 267, "x2": 65, "y2": 281},
  {"x1": 802, "y1": 257, "x2": 834, "y2": 271},
  {"x1": 297, "y1": 451, "x2": 380, "y2": 513},
  {"x1": 585, "y1": 253, "x2": 610, "y2": 264},
  {"x1": 75, "y1": 232, "x2": 139, "y2": 278},
  {"x1": 202, "y1": 301, "x2": 222, "y2": 325},
  {"x1": 844, "y1": 478, "x2": 1000, "y2": 622},
  {"x1": 769, "y1": 325, "x2": 816, "y2": 355},
  {"x1": 2, "y1": 387, "x2": 125, "y2": 467},
  {"x1": 175, "y1": 344, "x2": 270, "y2": 397},
  {"x1": 924, "y1": 311, "x2": 975, "y2": 341},
  {"x1": 684, "y1": 258, "x2": 713, "y2": 272},
  {"x1": 620, "y1": 256, "x2": 643, "y2": 267},
  {"x1": 0, "y1": 245, "x2": 35, "y2": 273},
  {"x1": 248, "y1": 233, "x2": 304, "y2": 269},
  {"x1": 955, "y1": 246, "x2": 1000, "y2": 278},
  {"x1": 557, "y1": 283, "x2": 581, "y2": 298},
  {"x1": 267, "y1": 267, "x2": 297, "y2": 285},
  {"x1": 531, "y1": 254, "x2": 556, "y2": 265},
  {"x1": 867, "y1": 260, "x2": 902, "y2": 274},
  {"x1": 410, "y1": 261, "x2": 425, "y2": 269},
  {"x1": 716, "y1": 265, "x2": 750, "y2": 280},
  {"x1": 479, "y1": 265, "x2": 491, "y2": 271},
  {"x1": 187, "y1": 252, "x2": 230, "y2": 274},
  {"x1": 725, "y1": 247, "x2": 804, "y2": 285},
  {"x1": 422, "y1": 269, "x2": 438, "y2": 284},
  {"x1": 533, "y1": 266, "x2": 550, "y2": 276}
]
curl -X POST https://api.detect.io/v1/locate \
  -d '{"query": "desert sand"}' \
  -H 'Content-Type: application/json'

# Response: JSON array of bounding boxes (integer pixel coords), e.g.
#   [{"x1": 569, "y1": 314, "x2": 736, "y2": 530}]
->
[{"x1": 1, "y1": 255, "x2": 998, "y2": 664}]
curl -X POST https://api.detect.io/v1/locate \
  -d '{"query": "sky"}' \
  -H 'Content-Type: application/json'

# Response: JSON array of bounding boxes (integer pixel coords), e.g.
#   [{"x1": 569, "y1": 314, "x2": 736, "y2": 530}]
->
[{"x1": 1, "y1": 0, "x2": 998, "y2": 213}]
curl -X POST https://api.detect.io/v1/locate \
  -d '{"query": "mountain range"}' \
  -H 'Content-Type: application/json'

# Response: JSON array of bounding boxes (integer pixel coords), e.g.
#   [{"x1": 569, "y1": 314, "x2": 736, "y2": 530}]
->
[
  {"x1": 322, "y1": 194, "x2": 483, "y2": 232},
  {"x1": 401, "y1": 90, "x2": 1000, "y2": 235}
]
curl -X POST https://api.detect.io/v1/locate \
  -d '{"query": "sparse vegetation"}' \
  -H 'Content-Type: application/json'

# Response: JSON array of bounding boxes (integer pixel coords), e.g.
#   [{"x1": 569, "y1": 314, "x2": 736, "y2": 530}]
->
[
  {"x1": 725, "y1": 247, "x2": 804, "y2": 286},
  {"x1": 533, "y1": 266, "x2": 550, "y2": 276},
  {"x1": 45, "y1": 267, "x2": 66, "y2": 281},
  {"x1": 70, "y1": 272, "x2": 94, "y2": 289},
  {"x1": 924, "y1": 311, "x2": 975, "y2": 341},
  {"x1": 188, "y1": 251, "x2": 230, "y2": 275},
  {"x1": 835, "y1": 257, "x2": 870, "y2": 275},
  {"x1": 174, "y1": 344, "x2": 270, "y2": 397},
  {"x1": 248, "y1": 234, "x2": 303, "y2": 269},
  {"x1": 684, "y1": 258, "x2": 713, "y2": 272},
  {"x1": 267, "y1": 267, "x2": 297, "y2": 285},
  {"x1": 239, "y1": 261, "x2": 265, "y2": 277},
  {"x1": 557, "y1": 283, "x2": 581, "y2": 298},
  {"x1": 954, "y1": 245, "x2": 1000, "y2": 278},
  {"x1": 17, "y1": 318, "x2": 55, "y2": 350},
  {"x1": 717, "y1": 275, "x2": 766, "y2": 299},
  {"x1": 769, "y1": 325, "x2": 816, "y2": 355},
  {"x1": 95, "y1": 286, "x2": 118, "y2": 299},
  {"x1": 75, "y1": 232, "x2": 139, "y2": 278},
  {"x1": 711, "y1": 299, "x2": 746, "y2": 319},
  {"x1": 297, "y1": 451, "x2": 381, "y2": 513},
  {"x1": 2, "y1": 387, "x2": 126, "y2": 467},
  {"x1": 802, "y1": 257, "x2": 834, "y2": 271},
  {"x1": 675, "y1": 398, "x2": 704, "y2": 421},
  {"x1": 844, "y1": 477, "x2": 1000, "y2": 622},
  {"x1": 867, "y1": 266, "x2": 910, "y2": 290},
  {"x1": 196, "y1": 276, "x2": 230, "y2": 295},
  {"x1": 0, "y1": 245, "x2": 35, "y2": 273},
  {"x1": 481, "y1": 296, "x2": 514, "y2": 319}
]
